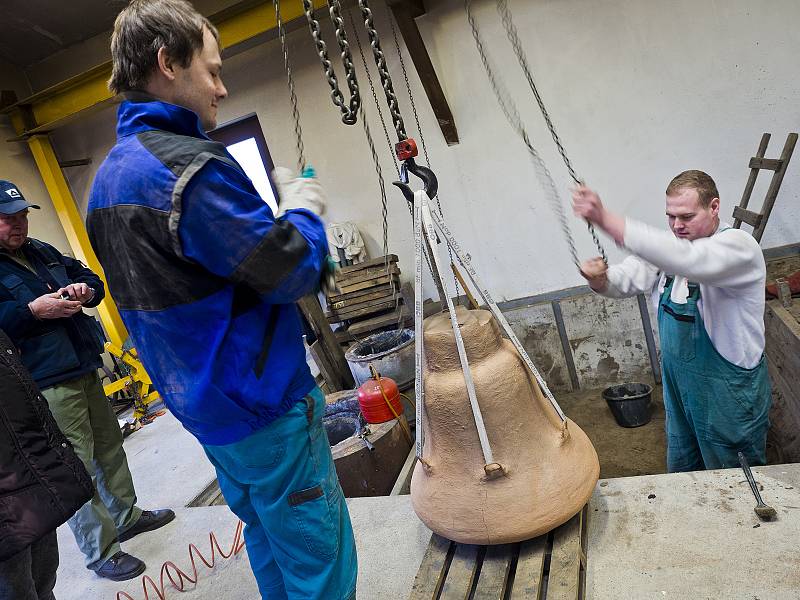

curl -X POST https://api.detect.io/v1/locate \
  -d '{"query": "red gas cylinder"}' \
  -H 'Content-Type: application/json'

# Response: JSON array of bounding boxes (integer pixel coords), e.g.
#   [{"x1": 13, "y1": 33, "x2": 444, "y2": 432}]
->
[{"x1": 357, "y1": 376, "x2": 403, "y2": 424}]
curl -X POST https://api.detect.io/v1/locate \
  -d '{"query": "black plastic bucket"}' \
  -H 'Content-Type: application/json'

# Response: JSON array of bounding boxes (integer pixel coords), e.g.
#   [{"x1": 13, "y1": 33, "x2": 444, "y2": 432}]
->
[{"x1": 602, "y1": 383, "x2": 653, "y2": 428}]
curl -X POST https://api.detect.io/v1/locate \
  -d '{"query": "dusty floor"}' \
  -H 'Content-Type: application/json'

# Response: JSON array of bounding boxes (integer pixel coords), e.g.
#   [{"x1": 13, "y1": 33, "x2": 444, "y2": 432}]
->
[{"x1": 557, "y1": 384, "x2": 668, "y2": 478}]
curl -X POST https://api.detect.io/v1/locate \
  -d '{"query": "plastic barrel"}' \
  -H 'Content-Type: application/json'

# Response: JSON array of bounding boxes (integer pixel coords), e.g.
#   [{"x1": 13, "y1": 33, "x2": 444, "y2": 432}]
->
[{"x1": 602, "y1": 383, "x2": 653, "y2": 428}]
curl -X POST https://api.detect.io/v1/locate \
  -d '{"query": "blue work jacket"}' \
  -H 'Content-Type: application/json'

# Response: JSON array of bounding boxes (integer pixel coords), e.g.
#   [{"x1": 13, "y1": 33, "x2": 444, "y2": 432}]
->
[
  {"x1": 87, "y1": 96, "x2": 327, "y2": 445},
  {"x1": 0, "y1": 239, "x2": 106, "y2": 388}
]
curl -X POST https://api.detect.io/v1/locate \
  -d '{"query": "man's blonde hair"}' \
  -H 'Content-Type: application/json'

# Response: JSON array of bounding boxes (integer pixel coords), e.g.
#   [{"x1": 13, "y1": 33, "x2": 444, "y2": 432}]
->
[
  {"x1": 665, "y1": 170, "x2": 719, "y2": 208},
  {"x1": 109, "y1": 0, "x2": 219, "y2": 94}
]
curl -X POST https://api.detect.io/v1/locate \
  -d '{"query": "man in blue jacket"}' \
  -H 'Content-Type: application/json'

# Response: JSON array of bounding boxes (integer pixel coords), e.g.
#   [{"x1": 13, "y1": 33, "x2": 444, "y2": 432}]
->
[
  {"x1": 87, "y1": 2, "x2": 357, "y2": 598},
  {"x1": 0, "y1": 181, "x2": 175, "y2": 582}
]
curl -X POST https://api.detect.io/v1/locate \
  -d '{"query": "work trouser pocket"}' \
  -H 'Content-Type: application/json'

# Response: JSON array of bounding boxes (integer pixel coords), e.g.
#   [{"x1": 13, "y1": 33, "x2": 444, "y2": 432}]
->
[{"x1": 289, "y1": 483, "x2": 340, "y2": 560}]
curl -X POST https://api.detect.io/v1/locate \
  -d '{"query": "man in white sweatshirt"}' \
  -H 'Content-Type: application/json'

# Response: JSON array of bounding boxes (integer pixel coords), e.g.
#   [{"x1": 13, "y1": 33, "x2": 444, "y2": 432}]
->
[{"x1": 573, "y1": 170, "x2": 771, "y2": 472}]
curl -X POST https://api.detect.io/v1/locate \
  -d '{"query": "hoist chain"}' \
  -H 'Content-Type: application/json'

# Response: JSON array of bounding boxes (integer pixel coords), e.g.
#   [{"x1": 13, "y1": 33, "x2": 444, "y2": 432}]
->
[
  {"x1": 274, "y1": 0, "x2": 306, "y2": 172},
  {"x1": 302, "y1": 0, "x2": 361, "y2": 125},
  {"x1": 465, "y1": 0, "x2": 580, "y2": 268},
  {"x1": 348, "y1": 8, "x2": 436, "y2": 288},
  {"x1": 348, "y1": 9, "x2": 400, "y2": 179},
  {"x1": 388, "y1": 13, "x2": 460, "y2": 298},
  {"x1": 356, "y1": 0, "x2": 408, "y2": 142},
  {"x1": 496, "y1": 0, "x2": 607, "y2": 264}
]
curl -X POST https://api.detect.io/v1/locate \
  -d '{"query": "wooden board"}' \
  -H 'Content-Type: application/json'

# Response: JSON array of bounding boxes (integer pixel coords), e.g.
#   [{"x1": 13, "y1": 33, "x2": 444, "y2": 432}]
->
[
  {"x1": 337, "y1": 273, "x2": 401, "y2": 295},
  {"x1": 337, "y1": 264, "x2": 401, "y2": 286},
  {"x1": 347, "y1": 305, "x2": 412, "y2": 337},
  {"x1": 328, "y1": 297, "x2": 401, "y2": 322},
  {"x1": 339, "y1": 254, "x2": 398, "y2": 275},
  {"x1": 409, "y1": 507, "x2": 588, "y2": 600},
  {"x1": 328, "y1": 285, "x2": 395, "y2": 310},
  {"x1": 765, "y1": 299, "x2": 800, "y2": 462}
]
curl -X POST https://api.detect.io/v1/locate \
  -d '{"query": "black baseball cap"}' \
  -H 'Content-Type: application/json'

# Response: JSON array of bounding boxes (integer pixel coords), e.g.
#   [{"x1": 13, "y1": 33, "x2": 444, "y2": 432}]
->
[{"x1": 0, "y1": 180, "x2": 40, "y2": 215}]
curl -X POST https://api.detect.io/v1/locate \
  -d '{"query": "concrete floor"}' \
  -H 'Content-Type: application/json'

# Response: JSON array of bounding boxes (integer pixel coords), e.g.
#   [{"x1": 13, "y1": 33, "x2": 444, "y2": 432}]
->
[
  {"x1": 588, "y1": 464, "x2": 800, "y2": 599},
  {"x1": 53, "y1": 410, "x2": 431, "y2": 600},
  {"x1": 557, "y1": 384, "x2": 668, "y2": 478},
  {"x1": 52, "y1": 392, "x2": 800, "y2": 600}
]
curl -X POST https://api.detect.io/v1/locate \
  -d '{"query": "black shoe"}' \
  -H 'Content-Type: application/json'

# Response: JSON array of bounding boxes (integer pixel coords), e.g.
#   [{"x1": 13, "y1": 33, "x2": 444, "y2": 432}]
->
[
  {"x1": 118, "y1": 509, "x2": 176, "y2": 543},
  {"x1": 93, "y1": 551, "x2": 146, "y2": 581}
]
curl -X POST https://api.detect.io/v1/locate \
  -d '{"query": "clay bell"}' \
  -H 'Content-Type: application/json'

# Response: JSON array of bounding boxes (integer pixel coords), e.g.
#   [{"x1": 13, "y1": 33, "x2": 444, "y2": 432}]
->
[{"x1": 410, "y1": 307, "x2": 600, "y2": 544}]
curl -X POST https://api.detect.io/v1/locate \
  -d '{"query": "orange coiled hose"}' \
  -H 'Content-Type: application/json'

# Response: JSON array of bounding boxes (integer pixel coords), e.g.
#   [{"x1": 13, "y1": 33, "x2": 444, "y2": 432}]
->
[{"x1": 115, "y1": 520, "x2": 247, "y2": 600}]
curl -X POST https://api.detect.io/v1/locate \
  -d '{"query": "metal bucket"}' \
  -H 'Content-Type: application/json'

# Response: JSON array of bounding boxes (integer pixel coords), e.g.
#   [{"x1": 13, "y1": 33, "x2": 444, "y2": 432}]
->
[{"x1": 345, "y1": 328, "x2": 415, "y2": 390}]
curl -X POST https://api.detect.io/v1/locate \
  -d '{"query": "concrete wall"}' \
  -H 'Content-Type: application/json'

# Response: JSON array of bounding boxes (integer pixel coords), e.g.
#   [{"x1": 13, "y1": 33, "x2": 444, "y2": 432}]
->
[
  {"x1": 504, "y1": 290, "x2": 658, "y2": 393},
  {"x1": 0, "y1": 59, "x2": 70, "y2": 251}
]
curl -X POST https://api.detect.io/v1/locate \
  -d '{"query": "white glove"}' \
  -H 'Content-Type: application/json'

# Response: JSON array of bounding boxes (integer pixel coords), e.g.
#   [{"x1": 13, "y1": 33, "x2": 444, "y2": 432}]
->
[{"x1": 273, "y1": 167, "x2": 327, "y2": 218}]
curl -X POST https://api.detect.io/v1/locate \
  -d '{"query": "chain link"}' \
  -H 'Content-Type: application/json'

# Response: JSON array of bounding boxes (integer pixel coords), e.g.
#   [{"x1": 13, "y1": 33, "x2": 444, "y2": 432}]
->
[
  {"x1": 495, "y1": 0, "x2": 607, "y2": 263},
  {"x1": 465, "y1": 0, "x2": 580, "y2": 268},
  {"x1": 388, "y1": 12, "x2": 460, "y2": 298},
  {"x1": 274, "y1": 0, "x2": 306, "y2": 172},
  {"x1": 348, "y1": 9, "x2": 400, "y2": 179},
  {"x1": 302, "y1": 0, "x2": 361, "y2": 125},
  {"x1": 348, "y1": 8, "x2": 436, "y2": 300},
  {"x1": 356, "y1": 0, "x2": 407, "y2": 141}
]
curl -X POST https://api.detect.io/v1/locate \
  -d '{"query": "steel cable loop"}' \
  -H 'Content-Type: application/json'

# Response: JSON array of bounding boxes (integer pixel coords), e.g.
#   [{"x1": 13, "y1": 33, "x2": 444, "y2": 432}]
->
[
  {"x1": 495, "y1": 0, "x2": 607, "y2": 264},
  {"x1": 357, "y1": 0, "x2": 408, "y2": 142},
  {"x1": 464, "y1": 0, "x2": 579, "y2": 268},
  {"x1": 274, "y1": 0, "x2": 306, "y2": 172},
  {"x1": 302, "y1": 0, "x2": 361, "y2": 125}
]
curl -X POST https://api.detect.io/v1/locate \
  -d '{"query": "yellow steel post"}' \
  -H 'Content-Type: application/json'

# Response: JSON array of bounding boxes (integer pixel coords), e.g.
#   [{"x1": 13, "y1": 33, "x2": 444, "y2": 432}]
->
[{"x1": 25, "y1": 134, "x2": 129, "y2": 348}]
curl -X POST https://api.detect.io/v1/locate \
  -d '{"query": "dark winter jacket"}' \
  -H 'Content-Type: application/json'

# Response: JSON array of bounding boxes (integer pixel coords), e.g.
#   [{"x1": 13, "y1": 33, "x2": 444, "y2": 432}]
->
[
  {"x1": 87, "y1": 96, "x2": 327, "y2": 445},
  {"x1": 0, "y1": 239, "x2": 106, "y2": 389},
  {"x1": 0, "y1": 329, "x2": 93, "y2": 561}
]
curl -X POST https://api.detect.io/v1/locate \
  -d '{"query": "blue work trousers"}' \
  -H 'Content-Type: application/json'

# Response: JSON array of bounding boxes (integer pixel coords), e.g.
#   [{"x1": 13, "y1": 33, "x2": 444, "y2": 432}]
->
[{"x1": 203, "y1": 387, "x2": 357, "y2": 600}]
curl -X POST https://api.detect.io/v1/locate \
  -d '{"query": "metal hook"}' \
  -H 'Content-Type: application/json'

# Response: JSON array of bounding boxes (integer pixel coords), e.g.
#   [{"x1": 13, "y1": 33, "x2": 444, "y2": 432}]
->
[{"x1": 392, "y1": 158, "x2": 439, "y2": 204}]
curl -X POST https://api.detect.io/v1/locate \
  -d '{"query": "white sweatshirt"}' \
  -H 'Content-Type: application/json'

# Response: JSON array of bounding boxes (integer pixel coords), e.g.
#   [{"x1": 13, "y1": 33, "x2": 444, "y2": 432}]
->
[{"x1": 601, "y1": 220, "x2": 766, "y2": 369}]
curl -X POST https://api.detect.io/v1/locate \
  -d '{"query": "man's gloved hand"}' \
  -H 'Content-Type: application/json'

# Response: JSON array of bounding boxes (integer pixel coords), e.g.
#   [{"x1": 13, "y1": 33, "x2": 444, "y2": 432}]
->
[
  {"x1": 273, "y1": 166, "x2": 327, "y2": 218},
  {"x1": 320, "y1": 254, "x2": 340, "y2": 297}
]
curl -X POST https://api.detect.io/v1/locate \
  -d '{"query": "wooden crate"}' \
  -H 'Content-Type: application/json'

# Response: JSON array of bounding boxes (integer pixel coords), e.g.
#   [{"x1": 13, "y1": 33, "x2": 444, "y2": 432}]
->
[
  {"x1": 327, "y1": 256, "x2": 408, "y2": 339},
  {"x1": 765, "y1": 299, "x2": 800, "y2": 462},
  {"x1": 409, "y1": 506, "x2": 588, "y2": 600}
]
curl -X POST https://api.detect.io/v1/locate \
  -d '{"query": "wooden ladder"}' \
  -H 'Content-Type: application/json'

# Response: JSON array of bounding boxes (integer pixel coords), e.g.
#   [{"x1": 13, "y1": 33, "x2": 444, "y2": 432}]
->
[{"x1": 732, "y1": 132, "x2": 798, "y2": 242}]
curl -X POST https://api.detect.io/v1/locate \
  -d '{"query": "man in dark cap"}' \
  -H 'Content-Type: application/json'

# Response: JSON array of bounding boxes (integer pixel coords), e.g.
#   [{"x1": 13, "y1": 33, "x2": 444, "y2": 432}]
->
[{"x1": 0, "y1": 180, "x2": 174, "y2": 581}]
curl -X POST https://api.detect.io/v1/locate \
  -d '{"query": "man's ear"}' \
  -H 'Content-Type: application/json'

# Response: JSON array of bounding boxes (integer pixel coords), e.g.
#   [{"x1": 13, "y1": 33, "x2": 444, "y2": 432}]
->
[
  {"x1": 710, "y1": 197, "x2": 720, "y2": 216},
  {"x1": 155, "y1": 47, "x2": 177, "y2": 81}
]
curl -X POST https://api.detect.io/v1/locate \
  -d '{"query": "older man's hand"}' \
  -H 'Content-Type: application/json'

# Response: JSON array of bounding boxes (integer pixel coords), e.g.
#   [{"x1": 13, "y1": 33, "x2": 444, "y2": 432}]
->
[
  {"x1": 58, "y1": 283, "x2": 95, "y2": 304},
  {"x1": 29, "y1": 292, "x2": 83, "y2": 320}
]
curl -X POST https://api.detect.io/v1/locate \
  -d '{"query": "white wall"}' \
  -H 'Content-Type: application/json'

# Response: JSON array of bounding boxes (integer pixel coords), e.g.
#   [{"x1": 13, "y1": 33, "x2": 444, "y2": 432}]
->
[
  {"x1": 0, "y1": 59, "x2": 70, "y2": 251},
  {"x1": 53, "y1": 0, "x2": 800, "y2": 302}
]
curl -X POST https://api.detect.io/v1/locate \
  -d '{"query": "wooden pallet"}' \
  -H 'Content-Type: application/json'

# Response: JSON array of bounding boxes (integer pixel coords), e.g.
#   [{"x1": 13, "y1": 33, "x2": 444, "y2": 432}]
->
[{"x1": 409, "y1": 506, "x2": 588, "y2": 600}]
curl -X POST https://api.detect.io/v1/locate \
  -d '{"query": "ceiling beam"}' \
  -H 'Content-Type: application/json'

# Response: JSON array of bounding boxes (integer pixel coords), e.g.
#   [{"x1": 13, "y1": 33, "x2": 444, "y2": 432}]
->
[
  {"x1": 386, "y1": 0, "x2": 459, "y2": 145},
  {"x1": 2, "y1": 0, "x2": 327, "y2": 137}
]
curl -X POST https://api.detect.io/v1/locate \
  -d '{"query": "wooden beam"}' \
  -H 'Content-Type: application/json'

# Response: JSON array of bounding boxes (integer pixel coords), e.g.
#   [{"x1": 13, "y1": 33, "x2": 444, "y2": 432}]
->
[
  {"x1": 386, "y1": 0, "x2": 460, "y2": 145},
  {"x1": 2, "y1": 1, "x2": 328, "y2": 137},
  {"x1": 297, "y1": 295, "x2": 355, "y2": 392}
]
